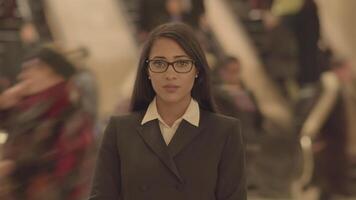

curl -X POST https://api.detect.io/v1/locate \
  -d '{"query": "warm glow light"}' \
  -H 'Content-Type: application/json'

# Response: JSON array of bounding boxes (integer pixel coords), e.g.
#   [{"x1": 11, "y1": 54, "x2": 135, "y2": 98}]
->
[{"x1": 0, "y1": 131, "x2": 8, "y2": 144}]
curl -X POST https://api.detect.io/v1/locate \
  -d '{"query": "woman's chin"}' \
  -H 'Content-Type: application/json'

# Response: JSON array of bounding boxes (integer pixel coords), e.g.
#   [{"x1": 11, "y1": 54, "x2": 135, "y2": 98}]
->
[{"x1": 157, "y1": 94, "x2": 190, "y2": 105}]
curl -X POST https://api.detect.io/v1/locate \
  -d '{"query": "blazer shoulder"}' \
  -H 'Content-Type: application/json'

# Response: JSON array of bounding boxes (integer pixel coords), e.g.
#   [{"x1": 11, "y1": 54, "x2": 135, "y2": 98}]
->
[
  {"x1": 108, "y1": 112, "x2": 143, "y2": 127},
  {"x1": 203, "y1": 110, "x2": 241, "y2": 126},
  {"x1": 201, "y1": 111, "x2": 243, "y2": 142}
]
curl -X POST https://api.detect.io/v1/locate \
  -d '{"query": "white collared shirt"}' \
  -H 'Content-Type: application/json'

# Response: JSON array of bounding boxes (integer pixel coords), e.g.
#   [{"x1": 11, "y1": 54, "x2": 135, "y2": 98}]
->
[{"x1": 141, "y1": 97, "x2": 200, "y2": 145}]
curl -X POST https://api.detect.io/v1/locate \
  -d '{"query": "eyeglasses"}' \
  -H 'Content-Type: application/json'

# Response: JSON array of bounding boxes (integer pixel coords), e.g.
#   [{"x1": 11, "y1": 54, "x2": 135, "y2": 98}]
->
[{"x1": 146, "y1": 59, "x2": 195, "y2": 73}]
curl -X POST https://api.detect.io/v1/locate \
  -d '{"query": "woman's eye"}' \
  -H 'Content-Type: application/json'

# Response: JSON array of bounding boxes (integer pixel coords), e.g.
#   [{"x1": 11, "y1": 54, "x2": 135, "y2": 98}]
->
[
  {"x1": 152, "y1": 61, "x2": 166, "y2": 67},
  {"x1": 176, "y1": 60, "x2": 189, "y2": 67}
]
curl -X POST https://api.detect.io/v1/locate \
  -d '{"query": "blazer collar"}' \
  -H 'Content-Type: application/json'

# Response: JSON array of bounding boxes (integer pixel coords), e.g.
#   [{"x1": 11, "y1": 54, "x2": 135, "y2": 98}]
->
[
  {"x1": 141, "y1": 97, "x2": 200, "y2": 127},
  {"x1": 136, "y1": 109, "x2": 209, "y2": 183},
  {"x1": 167, "y1": 119, "x2": 204, "y2": 157},
  {"x1": 137, "y1": 119, "x2": 183, "y2": 182}
]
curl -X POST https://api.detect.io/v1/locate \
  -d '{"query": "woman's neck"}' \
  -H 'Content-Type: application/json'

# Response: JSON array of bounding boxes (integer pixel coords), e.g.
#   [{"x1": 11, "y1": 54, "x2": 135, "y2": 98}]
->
[{"x1": 156, "y1": 96, "x2": 191, "y2": 127}]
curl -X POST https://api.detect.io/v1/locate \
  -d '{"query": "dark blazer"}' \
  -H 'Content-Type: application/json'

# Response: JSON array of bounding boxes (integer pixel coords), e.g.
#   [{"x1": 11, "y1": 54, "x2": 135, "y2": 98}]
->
[{"x1": 89, "y1": 109, "x2": 246, "y2": 200}]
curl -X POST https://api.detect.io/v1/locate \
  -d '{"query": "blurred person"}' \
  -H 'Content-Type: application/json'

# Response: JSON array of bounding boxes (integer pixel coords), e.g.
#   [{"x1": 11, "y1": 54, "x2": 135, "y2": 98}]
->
[
  {"x1": 294, "y1": 0, "x2": 321, "y2": 86},
  {"x1": 213, "y1": 56, "x2": 300, "y2": 199},
  {"x1": 67, "y1": 47, "x2": 98, "y2": 123},
  {"x1": 263, "y1": 0, "x2": 321, "y2": 87},
  {"x1": 17, "y1": 0, "x2": 53, "y2": 42},
  {"x1": 0, "y1": 0, "x2": 23, "y2": 83},
  {"x1": 89, "y1": 22, "x2": 246, "y2": 200},
  {"x1": 19, "y1": 21, "x2": 40, "y2": 46},
  {"x1": 165, "y1": 0, "x2": 186, "y2": 22},
  {"x1": 256, "y1": 0, "x2": 301, "y2": 99},
  {"x1": 137, "y1": 0, "x2": 187, "y2": 42},
  {"x1": 137, "y1": 0, "x2": 168, "y2": 41},
  {"x1": 0, "y1": 47, "x2": 95, "y2": 200},
  {"x1": 185, "y1": 0, "x2": 205, "y2": 29},
  {"x1": 227, "y1": 0, "x2": 300, "y2": 99},
  {"x1": 213, "y1": 56, "x2": 262, "y2": 128},
  {"x1": 263, "y1": 23, "x2": 299, "y2": 99},
  {"x1": 69, "y1": 48, "x2": 100, "y2": 139},
  {"x1": 299, "y1": 58, "x2": 356, "y2": 200},
  {"x1": 212, "y1": 56, "x2": 265, "y2": 195},
  {"x1": 137, "y1": 0, "x2": 205, "y2": 42},
  {"x1": 262, "y1": 0, "x2": 304, "y2": 30},
  {"x1": 165, "y1": 0, "x2": 205, "y2": 29}
]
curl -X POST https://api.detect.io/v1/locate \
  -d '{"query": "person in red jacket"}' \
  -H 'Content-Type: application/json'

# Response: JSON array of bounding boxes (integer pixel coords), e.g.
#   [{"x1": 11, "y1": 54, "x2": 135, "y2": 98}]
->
[{"x1": 0, "y1": 47, "x2": 95, "y2": 200}]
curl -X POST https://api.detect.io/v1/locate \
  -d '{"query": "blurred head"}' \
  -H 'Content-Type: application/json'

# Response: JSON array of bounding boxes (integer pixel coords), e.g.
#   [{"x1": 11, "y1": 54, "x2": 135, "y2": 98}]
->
[
  {"x1": 20, "y1": 22, "x2": 39, "y2": 44},
  {"x1": 165, "y1": 0, "x2": 184, "y2": 16},
  {"x1": 18, "y1": 47, "x2": 77, "y2": 95},
  {"x1": 330, "y1": 58, "x2": 354, "y2": 83},
  {"x1": 22, "y1": 47, "x2": 77, "y2": 79},
  {"x1": 131, "y1": 22, "x2": 216, "y2": 112},
  {"x1": 218, "y1": 56, "x2": 241, "y2": 84}
]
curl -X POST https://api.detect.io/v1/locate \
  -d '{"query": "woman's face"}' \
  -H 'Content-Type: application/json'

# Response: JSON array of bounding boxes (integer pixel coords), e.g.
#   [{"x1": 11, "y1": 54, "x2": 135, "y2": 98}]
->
[{"x1": 148, "y1": 37, "x2": 197, "y2": 105}]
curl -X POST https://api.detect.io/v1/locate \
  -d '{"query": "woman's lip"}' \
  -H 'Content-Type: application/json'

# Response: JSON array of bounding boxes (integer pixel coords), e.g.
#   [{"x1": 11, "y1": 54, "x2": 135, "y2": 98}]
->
[
  {"x1": 163, "y1": 85, "x2": 179, "y2": 92},
  {"x1": 163, "y1": 84, "x2": 179, "y2": 88}
]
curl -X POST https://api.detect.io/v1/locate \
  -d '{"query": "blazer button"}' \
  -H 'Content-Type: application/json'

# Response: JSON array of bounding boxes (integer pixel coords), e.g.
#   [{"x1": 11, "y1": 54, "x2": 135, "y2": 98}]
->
[{"x1": 140, "y1": 185, "x2": 149, "y2": 192}]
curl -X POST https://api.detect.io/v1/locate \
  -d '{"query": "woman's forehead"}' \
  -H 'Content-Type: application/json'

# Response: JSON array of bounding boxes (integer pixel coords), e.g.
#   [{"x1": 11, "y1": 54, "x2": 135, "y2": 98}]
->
[{"x1": 149, "y1": 37, "x2": 189, "y2": 58}]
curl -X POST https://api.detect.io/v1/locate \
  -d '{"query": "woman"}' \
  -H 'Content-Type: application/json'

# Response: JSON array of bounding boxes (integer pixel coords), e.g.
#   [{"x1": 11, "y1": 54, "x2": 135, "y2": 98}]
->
[{"x1": 89, "y1": 22, "x2": 246, "y2": 200}]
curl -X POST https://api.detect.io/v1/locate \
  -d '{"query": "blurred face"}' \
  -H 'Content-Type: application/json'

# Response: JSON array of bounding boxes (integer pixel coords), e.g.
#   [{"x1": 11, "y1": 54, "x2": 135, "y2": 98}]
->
[
  {"x1": 219, "y1": 60, "x2": 241, "y2": 84},
  {"x1": 166, "y1": 0, "x2": 184, "y2": 16},
  {"x1": 17, "y1": 58, "x2": 63, "y2": 95},
  {"x1": 334, "y1": 61, "x2": 354, "y2": 83},
  {"x1": 148, "y1": 37, "x2": 197, "y2": 105}
]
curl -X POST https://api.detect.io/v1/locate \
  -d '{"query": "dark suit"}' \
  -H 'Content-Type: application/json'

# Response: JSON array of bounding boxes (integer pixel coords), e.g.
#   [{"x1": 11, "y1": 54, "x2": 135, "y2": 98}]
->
[{"x1": 89, "y1": 109, "x2": 246, "y2": 200}]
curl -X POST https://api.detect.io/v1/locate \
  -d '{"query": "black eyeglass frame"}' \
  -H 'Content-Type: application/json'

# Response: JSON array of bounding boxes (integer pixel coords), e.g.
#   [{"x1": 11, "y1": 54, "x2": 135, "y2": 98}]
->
[{"x1": 146, "y1": 59, "x2": 195, "y2": 73}]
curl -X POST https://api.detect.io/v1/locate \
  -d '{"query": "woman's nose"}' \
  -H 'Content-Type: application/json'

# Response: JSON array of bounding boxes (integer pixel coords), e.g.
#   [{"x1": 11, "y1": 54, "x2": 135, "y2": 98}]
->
[{"x1": 164, "y1": 64, "x2": 177, "y2": 79}]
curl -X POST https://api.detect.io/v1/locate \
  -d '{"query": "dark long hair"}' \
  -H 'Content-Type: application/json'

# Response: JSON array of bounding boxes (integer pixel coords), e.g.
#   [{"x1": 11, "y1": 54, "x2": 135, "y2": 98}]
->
[{"x1": 130, "y1": 22, "x2": 216, "y2": 112}]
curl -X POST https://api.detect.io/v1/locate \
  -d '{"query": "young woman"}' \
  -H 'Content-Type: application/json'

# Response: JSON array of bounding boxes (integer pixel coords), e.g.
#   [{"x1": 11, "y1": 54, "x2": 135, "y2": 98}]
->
[{"x1": 89, "y1": 22, "x2": 246, "y2": 200}]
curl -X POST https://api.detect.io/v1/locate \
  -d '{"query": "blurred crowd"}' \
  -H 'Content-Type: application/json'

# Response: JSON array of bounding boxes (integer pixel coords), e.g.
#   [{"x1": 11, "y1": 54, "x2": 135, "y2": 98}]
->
[
  {"x1": 1, "y1": 0, "x2": 356, "y2": 200},
  {"x1": 1, "y1": 1, "x2": 98, "y2": 199}
]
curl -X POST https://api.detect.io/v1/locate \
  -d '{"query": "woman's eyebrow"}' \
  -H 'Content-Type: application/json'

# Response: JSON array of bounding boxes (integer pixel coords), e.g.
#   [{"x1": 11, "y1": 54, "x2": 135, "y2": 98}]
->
[
  {"x1": 174, "y1": 55, "x2": 190, "y2": 59},
  {"x1": 150, "y1": 55, "x2": 189, "y2": 59},
  {"x1": 151, "y1": 56, "x2": 166, "y2": 59}
]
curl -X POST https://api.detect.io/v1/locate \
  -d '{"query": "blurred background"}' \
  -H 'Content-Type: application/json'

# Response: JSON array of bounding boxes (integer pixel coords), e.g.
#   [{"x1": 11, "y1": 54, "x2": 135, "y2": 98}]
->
[{"x1": 1, "y1": 0, "x2": 356, "y2": 199}]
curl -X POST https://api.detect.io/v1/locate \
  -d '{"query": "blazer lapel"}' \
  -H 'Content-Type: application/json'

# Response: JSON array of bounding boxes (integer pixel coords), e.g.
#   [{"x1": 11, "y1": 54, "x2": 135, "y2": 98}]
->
[
  {"x1": 168, "y1": 114, "x2": 206, "y2": 158},
  {"x1": 137, "y1": 120, "x2": 183, "y2": 183}
]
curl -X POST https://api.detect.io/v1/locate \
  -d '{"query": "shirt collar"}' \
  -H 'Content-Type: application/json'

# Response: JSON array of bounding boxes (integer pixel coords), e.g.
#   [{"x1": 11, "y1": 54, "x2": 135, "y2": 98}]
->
[{"x1": 141, "y1": 97, "x2": 200, "y2": 127}]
